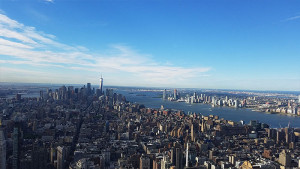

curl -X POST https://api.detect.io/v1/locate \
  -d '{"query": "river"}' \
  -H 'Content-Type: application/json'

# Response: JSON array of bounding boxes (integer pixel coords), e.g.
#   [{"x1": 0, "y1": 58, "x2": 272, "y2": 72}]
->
[{"x1": 115, "y1": 88, "x2": 300, "y2": 128}]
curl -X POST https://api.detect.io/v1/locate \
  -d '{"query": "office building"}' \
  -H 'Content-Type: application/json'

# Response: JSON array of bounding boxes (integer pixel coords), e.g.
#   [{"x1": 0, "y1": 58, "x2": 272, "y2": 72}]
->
[
  {"x1": 140, "y1": 155, "x2": 150, "y2": 169},
  {"x1": 16, "y1": 94, "x2": 21, "y2": 101},
  {"x1": 185, "y1": 143, "x2": 189, "y2": 167},
  {"x1": 31, "y1": 145, "x2": 47, "y2": 169},
  {"x1": 106, "y1": 89, "x2": 113, "y2": 98},
  {"x1": 175, "y1": 148, "x2": 183, "y2": 169},
  {"x1": 278, "y1": 150, "x2": 291, "y2": 167},
  {"x1": 57, "y1": 146, "x2": 65, "y2": 169},
  {"x1": 163, "y1": 89, "x2": 167, "y2": 100},
  {"x1": 0, "y1": 130, "x2": 6, "y2": 169},
  {"x1": 12, "y1": 127, "x2": 20, "y2": 169},
  {"x1": 87, "y1": 83, "x2": 92, "y2": 95},
  {"x1": 174, "y1": 89, "x2": 177, "y2": 100}
]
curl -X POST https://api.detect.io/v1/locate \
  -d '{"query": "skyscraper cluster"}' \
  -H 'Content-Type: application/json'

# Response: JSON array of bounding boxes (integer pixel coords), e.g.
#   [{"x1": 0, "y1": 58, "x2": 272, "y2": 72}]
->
[{"x1": 39, "y1": 76, "x2": 105, "y2": 101}]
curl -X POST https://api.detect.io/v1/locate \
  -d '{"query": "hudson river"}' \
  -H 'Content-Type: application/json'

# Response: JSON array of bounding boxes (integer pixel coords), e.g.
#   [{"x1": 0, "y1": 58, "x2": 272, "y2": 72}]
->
[
  {"x1": 116, "y1": 88, "x2": 300, "y2": 128},
  {"x1": 3, "y1": 84, "x2": 300, "y2": 128}
]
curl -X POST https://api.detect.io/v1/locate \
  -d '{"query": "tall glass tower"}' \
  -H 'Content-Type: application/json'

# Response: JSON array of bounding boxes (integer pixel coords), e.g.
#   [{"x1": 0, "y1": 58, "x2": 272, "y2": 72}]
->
[{"x1": 163, "y1": 89, "x2": 167, "y2": 100}]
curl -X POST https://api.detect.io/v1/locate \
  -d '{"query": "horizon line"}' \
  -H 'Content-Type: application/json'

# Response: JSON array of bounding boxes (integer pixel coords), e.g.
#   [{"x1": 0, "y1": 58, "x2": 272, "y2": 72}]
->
[{"x1": 1, "y1": 81, "x2": 300, "y2": 93}]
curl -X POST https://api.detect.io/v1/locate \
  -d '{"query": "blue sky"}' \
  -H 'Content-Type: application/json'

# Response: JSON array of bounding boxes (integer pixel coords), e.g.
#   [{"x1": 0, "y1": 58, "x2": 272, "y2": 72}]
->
[{"x1": 0, "y1": 0, "x2": 299, "y2": 91}]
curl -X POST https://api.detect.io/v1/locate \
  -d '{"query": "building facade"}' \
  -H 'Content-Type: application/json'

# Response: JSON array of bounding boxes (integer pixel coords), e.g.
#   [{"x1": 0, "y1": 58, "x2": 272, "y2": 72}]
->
[{"x1": 0, "y1": 130, "x2": 6, "y2": 169}]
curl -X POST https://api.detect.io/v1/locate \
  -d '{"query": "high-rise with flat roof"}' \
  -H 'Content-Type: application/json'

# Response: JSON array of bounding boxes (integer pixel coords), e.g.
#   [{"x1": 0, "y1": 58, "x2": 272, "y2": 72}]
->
[
  {"x1": 175, "y1": 147, "x2": 183, "y2": 169},
  {"x1": 12, "y1": 127, "x2": 20, "y2": 169},
  {"x1": 185, "y1": 143, "x2": 189, "y2": 167},
  {"x1": 174, "y1": 89, "x2": 177, "y2": 100},
  {"x1": 57, "y1": 146, "x2": 65, "y2": 169},
  {"x1": 163, "y1": 89, "x2": 167, "y2": 100},
  {"x1": 278, "y1": 150, "x2": 291, "y2": 167},
  {"x1": 87, "y1": 83, "x2": 92, "y2": 95},
  {"x1": 140, "y1": 154, "x2": 150, "y2": 169}
]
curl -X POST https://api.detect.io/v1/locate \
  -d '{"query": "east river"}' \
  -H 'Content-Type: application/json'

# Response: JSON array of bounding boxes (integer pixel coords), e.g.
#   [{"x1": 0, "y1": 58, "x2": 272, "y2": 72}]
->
[{"x1": 115, "y1": 88, "x2": 300, "y2": 128}]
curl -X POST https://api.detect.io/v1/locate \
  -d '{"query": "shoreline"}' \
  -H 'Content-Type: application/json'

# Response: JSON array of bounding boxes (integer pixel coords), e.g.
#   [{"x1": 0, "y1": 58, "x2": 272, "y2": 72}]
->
[{"x1": 168, "y1": 99, "x2": 300, "y2": 118}]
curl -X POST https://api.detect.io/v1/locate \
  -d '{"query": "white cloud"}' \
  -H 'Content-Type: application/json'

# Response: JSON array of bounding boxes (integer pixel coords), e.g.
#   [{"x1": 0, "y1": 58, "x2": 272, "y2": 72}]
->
[
  {"x1": 0, "y1": 13, "x2": 211, "y2": 87},
  {"x1": 285, "y1": 15, "x2": 300, "y2": 21},
  {"x1": 0, "y1": 26, "x2": 38, "y2": 44},
  {"x1": 0, "y1": 14, "x2": 23, "y2": 28},
  {"x1": 1, "y1": 67, "x2": 43, "y2": 75},
  {"x1": 44, "y1": 0, "x2": 54, "y2": 3},
  {"x1": 0, "y1": 66, "x2": 86, "y2": 84},
  {"x1": 0, "y1": 38, "x2": 33, "y2": 49}
]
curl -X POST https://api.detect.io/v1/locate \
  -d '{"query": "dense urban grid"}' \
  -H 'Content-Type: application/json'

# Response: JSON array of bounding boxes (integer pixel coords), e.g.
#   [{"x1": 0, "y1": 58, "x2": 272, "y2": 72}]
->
[{"x1": 0, "y1": 78, "x2": 300, "y2": 169}]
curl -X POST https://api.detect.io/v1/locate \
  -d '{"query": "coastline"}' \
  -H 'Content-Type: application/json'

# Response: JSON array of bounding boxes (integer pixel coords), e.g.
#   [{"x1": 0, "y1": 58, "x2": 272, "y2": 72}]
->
[{"x1": 168, "y1": 99, "x2": 300, "y2": 118}]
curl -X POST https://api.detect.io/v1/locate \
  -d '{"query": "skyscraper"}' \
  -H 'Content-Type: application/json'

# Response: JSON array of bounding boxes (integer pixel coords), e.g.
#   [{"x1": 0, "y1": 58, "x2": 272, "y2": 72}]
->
[
  {"x1": 57, "y1": 146, "x2": 65, "y2": 169},
  {"x1": 278, "y1": 150, "x2": 291, "y2": 167},
  {"x1": 12, "y1": 127, "x2": 20, "y2": 169},
  {"x1": 175, "y1": 147, "x2": 183, "y2": 169},
  {"x1": 174, "y1": 89, "x2": 177, "y2": 100},
  {"x1": 191, "y1": 124, "x2": 195, "y2": 142},
  {"x1": 106, "y1": 89, "x2": 114, "y2": 106},
  {"x1": 0, "y1": 130, "x2": 6, "y2": 169},
  {"x1": 140, "y1": 154, "x2": 150, "y2": 169},
  {"x1": 87, "y1": 83, "x2": 91, "y2": 95},
  {"x1": 163, "y1": 89, "x2": 167, "y2": 100},
  {"x1": 31, "y1": 143, "x2": 47, "y2": 169},
  {"x1": 185, "y1": 143, "x2": 189, "y2": 167},
  {"x1": 99, "y1": 75, "x2": 103, "y2": 94},
  {"x1": 234, "y1": 100, "x2": 239, "y2": 108}
]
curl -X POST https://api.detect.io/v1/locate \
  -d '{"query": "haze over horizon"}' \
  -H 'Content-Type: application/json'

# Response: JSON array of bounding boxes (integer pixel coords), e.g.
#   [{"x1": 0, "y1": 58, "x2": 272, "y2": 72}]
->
[
  {"x1": 0, "y1": 1, "x2": 300, "y2": 91},
  {"x1": 2, "y1": 81, "x2": 300, "y2": 94}
]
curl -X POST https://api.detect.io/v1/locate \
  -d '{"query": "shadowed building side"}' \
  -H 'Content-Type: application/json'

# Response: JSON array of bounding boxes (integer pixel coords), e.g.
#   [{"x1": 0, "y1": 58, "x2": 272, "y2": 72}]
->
[{"x1": 0, "y1": 130, "x2": 6, "y2": 169}]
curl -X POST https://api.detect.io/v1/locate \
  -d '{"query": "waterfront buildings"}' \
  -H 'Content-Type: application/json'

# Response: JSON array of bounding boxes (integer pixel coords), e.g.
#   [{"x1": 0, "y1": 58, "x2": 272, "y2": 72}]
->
[
  {"x1": 163, "y1": 89, "x2": 167, "y2": 100},
  {"x1": 173, "y1": 89, "x2": 177, "y2": 100},
  {"x1": 164, "y1": 89, "x2": 300, "y2": 116}
]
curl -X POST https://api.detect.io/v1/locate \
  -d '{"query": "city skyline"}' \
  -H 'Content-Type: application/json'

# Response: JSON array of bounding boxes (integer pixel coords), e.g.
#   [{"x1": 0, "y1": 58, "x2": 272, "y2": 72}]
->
[
  {"x1": 1, "y1": 80, "x2": 299, "y2": 169},
  {"x1": 0, "y1": 1, "x2": 300, "y2": 91}
]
